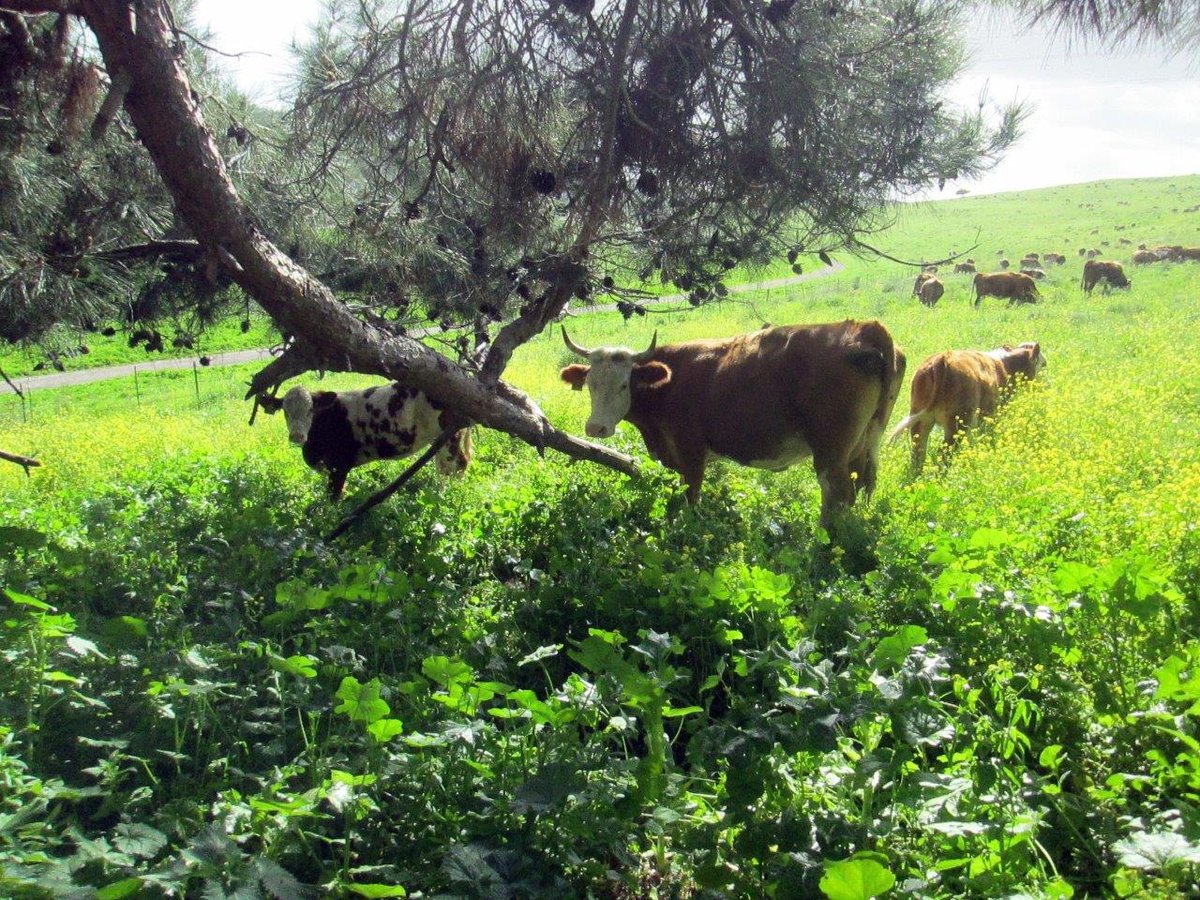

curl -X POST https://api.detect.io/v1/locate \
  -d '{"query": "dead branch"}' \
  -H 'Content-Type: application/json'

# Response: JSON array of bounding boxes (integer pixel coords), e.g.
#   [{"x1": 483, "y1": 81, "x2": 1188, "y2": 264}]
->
[
  {"x1": 0, "y1": 449, "x2": 42, "y2": 475},
  {"x1": 90, "y1": 67, "x2": 130, "y2": 140},
  {"x1": 0, "y1": 367, "x2": 23, "y2": 399},
  {"x1": 0, "y1": 1, "x2": 82, "y2": 14},
  {"x1": 851, "y1": 236, "x2": 981, "y2": 269},
  {"x1": 325, "y1": 428, "x2": 455, "y2": 542}
]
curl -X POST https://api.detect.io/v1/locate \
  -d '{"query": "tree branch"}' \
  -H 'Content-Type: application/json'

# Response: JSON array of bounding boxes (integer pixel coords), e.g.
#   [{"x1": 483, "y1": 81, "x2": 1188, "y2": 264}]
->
[
  {"x1": 0, "y1": 449, "x2": 42, "y2": 475},
  {"x1": 0, "y1": 1, "x2": 81, "y2": 14},
  {"x1": 77, "y1": 0, "x2": 638, "y2": 482},
  {"x1": 0, "y1": 366, "x2": 23, "y2": 399}
]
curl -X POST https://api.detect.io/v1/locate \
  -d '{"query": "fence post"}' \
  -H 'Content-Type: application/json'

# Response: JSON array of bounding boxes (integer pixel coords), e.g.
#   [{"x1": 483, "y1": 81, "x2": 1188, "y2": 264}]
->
[
  {"x1": 20, "y1": 383, "x2": 27, "y2": 423},
  {"x1": 193, "y1": 361, "x2": 201, "y2": 407},
  {"x1": 133, "y1": 366, "x2": 141, "y2": 407}
]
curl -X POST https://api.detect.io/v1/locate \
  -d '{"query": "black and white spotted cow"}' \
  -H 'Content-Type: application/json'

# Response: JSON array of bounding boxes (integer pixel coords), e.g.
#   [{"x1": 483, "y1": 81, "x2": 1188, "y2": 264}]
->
[{"x1": 279, "y1": 383, "x2": 472, "y2": 499}]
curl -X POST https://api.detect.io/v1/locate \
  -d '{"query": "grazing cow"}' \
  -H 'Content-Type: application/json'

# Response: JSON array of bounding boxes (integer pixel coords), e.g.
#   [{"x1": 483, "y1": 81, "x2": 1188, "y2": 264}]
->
[
  {"x1": 1132, "y1": 249, "x2": 1160, "y2": 264},
  {"x1": 1179, "y1": 247, "x2": 1200, "y2": 261},
  {"x1": 1152, "y1": 244, "x2": 1185, "y2": 261},
  {"x1": 914, "y1": 273, "x2": 944, "y2": 306},
  {"x1": 1019, "y1": 267, "x2": 1047, "y2": 280},
  {"x1": 558, "y1": 321, "x2": 906, "y2": 526},
  {"x1": 998, "y1": 258, "x2": 1011, "y2": 270},
  {"x1": 973, "y1": 271, "x2": 1040, "y2": 307},
  {"x1": 1044, "y1": 253, "x2": 1066, "y2": 266},
  {"x1": 270, "y1": 383, "x2": 473, "y2": 499},
  {"x1": 1086, "y1": 248, "x2": 1100, "y2": 259},
  {"x1": 953, "y1": 261, "x2": 976, "y2": 274},
  {"x1": 1081, "y1": 259, "x2": 1131, "y2": 294},
  {"x1": 889, "y1": 343, "x2": 1047, "y2": 472}
]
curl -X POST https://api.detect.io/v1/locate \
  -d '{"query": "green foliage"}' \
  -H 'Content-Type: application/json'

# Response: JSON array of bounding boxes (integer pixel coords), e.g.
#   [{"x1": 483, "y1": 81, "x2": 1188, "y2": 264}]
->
[{"x1": 1, "y1": 176, "x2": 1199, "y2": 896}]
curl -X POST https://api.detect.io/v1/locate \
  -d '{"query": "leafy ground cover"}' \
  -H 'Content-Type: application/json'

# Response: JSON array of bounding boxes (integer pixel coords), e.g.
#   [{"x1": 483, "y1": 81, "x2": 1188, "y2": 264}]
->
[{"x1": 2, "y1": 176, "x2": 1200, "y2": 898}]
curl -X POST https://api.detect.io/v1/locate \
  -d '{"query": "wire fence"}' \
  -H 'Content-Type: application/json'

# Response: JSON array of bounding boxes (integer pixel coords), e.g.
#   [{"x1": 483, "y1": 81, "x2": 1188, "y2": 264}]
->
[{"x1": 0, "y1": 360, "x2": 263, "y2": 427}]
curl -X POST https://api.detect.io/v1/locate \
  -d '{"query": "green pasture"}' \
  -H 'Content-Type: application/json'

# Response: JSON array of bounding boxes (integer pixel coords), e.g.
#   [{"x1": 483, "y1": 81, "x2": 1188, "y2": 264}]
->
[{"x1": 3, "y1": 175, "x2": 1200, "y2": 898}]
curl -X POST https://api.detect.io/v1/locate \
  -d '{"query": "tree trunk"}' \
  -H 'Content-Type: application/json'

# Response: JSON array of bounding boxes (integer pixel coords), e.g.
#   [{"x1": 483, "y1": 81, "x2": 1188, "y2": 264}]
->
[{"x1": 72, "y1": 0, "x2": 637, "y2": 479}]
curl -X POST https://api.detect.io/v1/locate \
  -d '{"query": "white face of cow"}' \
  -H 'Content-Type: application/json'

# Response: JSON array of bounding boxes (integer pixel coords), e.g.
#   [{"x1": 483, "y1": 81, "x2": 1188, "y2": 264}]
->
[
  {"x1": 576, "y1": 350, "x2": 640, "y2": 438},
  {"x1": 559, "y1": 329, "x2": 665, "y2": 439},
  {"x1": 281, "y1": 386, "x2": 314, "y2": 444}
]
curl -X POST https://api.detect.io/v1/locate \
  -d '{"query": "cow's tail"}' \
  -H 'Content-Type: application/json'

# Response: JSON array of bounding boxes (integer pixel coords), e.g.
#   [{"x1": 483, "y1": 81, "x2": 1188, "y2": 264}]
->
[
  {"x1": 888, "y1": 353, "x2": 944, "y2": 442},
  {"x1": 888, "y1": 412, "x2": 925, "y2": 444}
]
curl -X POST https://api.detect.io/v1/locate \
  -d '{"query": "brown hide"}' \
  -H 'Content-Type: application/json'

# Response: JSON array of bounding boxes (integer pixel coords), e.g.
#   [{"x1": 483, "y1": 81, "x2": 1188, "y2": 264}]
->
[
  {"x1": 562, "y1": 321, "x2": 905, "y2": 526},
  {"x1": 890, "y1": 343, "x2": 1045, "y2": 472},
  {"x1": 1081, "y1": 259, "x2": 1131, "y2": 293},
  {"x1": 972, "y1": 271, "x2": 1040, "y2": 307},
  {"x1": 916, "y1": 275, "x2": 944, "y2": 306}
]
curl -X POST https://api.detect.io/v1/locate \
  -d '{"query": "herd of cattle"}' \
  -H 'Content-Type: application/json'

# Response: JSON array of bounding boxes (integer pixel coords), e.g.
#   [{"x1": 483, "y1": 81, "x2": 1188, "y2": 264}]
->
[
  {"x1": 912, "y1": 240, "x2": 1200, "y2": 307},
  {"x1": 266, "y1": 315, "x2": 1050, "y2": 530},
  {"x1": 267, "y1": 235, "x2": 1198, "y2": 524}
]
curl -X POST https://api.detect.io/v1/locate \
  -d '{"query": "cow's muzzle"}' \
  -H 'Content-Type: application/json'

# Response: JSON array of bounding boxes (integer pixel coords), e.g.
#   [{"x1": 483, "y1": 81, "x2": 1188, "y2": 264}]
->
[
  {"x1": 288, "y1": 431, "x2": 307, "y2": 445},
  {"x1": 586, "y1": 422, "x2": 613, "y2": 439}
]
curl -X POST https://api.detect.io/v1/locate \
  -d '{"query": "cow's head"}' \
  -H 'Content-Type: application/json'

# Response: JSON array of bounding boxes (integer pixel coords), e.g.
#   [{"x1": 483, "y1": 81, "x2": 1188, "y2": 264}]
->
[
  {"x1": 992, "y1": 342, "x2": 1047, "y2": 380},
  {"x1": 559, "y1": 328, "x2": 669, "y2": 438},
  {"x1": 281, "y1": 385, "x2": 315, "y2": 444}
]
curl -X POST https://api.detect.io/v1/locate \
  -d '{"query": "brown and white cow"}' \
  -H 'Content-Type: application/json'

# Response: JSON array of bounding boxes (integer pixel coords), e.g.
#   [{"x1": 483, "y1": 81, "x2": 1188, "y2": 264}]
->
[
  {"x1": 269, "y1": 383, "x2": 472, "y2": 499},
  {"x1": 889, "y1": 343, "x2": 1047, "y2": 472},
  {"x1": 973, "y1": 271, "x2": 1040, "y2": 307},
  {"x1": 559, "y1": 321, "x2": 906, "y2": 526},
  {"x1": 914, "y1": 273, "x2": 944, "y2": 306},
  {"x1": 1081, "y1": 259, "x2": 1131, "y2": 294}
]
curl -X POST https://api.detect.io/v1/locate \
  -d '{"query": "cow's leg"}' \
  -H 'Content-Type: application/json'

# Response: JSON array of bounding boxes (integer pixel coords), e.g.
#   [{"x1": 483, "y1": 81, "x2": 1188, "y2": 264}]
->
[
  {"x1": 679, "y1": 457, "x2": 707, "y2": 504},
  {"x1": 328, "y1": 469, "x2": 349, "y2": 500},
  {"x1": 814, "y1": 452, "x2": 856, "y2": 530},
  {"x1": 909, "y1": 420, "x2": 931, "y2": 473}
]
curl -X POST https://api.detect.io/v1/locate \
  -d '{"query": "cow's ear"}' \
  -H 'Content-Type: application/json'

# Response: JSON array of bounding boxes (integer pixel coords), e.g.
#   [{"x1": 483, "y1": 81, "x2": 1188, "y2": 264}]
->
[
  {"x1": 560, "y1": 364, "x2": 590, "y2": 391},
  {"x1": 632, "y1": 360, "x2": 672, "y2": 390}
]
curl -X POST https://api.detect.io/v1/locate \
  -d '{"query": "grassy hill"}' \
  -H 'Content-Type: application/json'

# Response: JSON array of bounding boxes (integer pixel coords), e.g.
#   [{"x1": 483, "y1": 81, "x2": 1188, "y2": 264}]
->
[{"x1": 2, "y1": 175, "x2": 1200, "y2": 899}]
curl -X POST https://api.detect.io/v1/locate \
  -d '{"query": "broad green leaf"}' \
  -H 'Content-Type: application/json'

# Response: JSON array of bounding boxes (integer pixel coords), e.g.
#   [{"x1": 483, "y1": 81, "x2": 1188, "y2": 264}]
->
[
  {"x1": 512, "y1": 763, "x2": 585, "y2": 814},
  {"x1": 334, "y1": 677, "x2": 390, "y2": 723},
  {"x1": 873, "y1": 625, "x2": 928, "y2": 672},
  {"x1": 1114, "y1": 831, "x2": 1200, "y2": 871},
  {"x1": 269, "y1": 653, "x2": 318, "y2": 679},
  {"x1": 253, "y1": 857, "x2": 305, "y2": 900},
  {"x1": 112, "y1": 823, "x2": 168, "y2": 858},
  {"x1": 367, "y1": 718, "x2": 404, "y2": 743},
  {"x1": 346, "y1": 885, "x2": 408, "y2": 898},
  {"x1": 421, "y1": 655, "x2": 473, "y2": 687},
  {"x1": 969, "y1": 527, "x2": 1014, "y2": 550},
  {"x1": 96, "y1": 878, "x2": 144, "y2": 899},
  {"x1": 820, "y1": 856, "x2": 896, "y2": 900},
  {"x1": 4, "y1": 588, "x2": 51, "y2": 610}
]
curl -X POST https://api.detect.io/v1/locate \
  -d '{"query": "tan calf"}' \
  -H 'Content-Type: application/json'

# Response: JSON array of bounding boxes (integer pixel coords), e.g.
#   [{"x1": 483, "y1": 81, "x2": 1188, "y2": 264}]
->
[{"x1": 889, "y1": 343, "x2": 1046, "y2": 472}]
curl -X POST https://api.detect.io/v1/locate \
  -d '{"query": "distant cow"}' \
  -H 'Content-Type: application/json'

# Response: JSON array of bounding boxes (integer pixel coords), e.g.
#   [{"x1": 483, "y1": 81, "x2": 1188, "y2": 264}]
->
[
  {"x1": 559, "y1": 321, "x2": 906, "y2": 526},
  {"x1": 1042, "y1": 253, "x2": 1065, "y2": 266},
  {"x1": 914, "y1": 273, "x2": 944, "y2": 306},
  {"x1": 1086, "y1": 248, "x2": 1100, "y2": 259},
  {"x1": 268, "y1": 383, "x2": 473, "y2": 499},
  {"x1": 1179, "y1": 247, "x2": 1200, "y2": 261},
  {"x1": 1081, "y1": 259, "x2": 1131, "y2": 294},
  {"x1": 953, "y1": 261, "x2": 976, "y2": 274},
  {"x1": 998, "y1": 258, "x2": 1011, "y2": 270},
  {"x1": 973, "y1": 271, "x2": 1040, "y2": 307},
  {"x1": 889, "y1": 343, "x2": 1047, "y2": 472},
  {"x1": 1019, "y1": 267, "x2": 1047, "y2": 280},
  {"x1": 1132, "y1": 249, "x2": 1160, "y2": 264}
]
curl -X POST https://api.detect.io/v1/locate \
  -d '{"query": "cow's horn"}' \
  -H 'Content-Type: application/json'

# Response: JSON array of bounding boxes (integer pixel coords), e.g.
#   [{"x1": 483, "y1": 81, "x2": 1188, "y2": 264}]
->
[
  {"x1": 632, "y1": 331, "x2": 658, "y2": 363},
  {"x1": 562, "y1": 326, "x2": 592, "y2": 358}
]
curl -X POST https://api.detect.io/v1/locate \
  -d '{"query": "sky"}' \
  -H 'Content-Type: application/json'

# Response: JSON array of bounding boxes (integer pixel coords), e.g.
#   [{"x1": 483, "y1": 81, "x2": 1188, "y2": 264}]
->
[{"x1": 191, "y1": 1, "x2": 1199, "y2": 198}]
